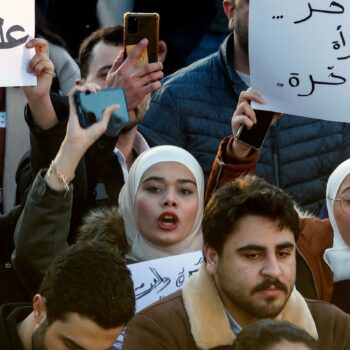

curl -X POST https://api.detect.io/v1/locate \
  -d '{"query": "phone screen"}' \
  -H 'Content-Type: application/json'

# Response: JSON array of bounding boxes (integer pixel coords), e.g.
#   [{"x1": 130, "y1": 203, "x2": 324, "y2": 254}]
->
[{"x1": 236, "y1": 110, "x2": 274, "y2": 150}]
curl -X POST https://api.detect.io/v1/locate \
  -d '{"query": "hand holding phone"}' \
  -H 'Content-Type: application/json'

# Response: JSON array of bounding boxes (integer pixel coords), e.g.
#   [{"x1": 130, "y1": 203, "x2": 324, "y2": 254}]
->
[
  {"x1": 123, "y1": 12, "x2": 160, "y2": 67},
  {"x1": 235, "y1": 109, "x2": 274, "y2": 150},
  {"x1": 74, "y1": 87, "x2": 131, "y2": 137}
]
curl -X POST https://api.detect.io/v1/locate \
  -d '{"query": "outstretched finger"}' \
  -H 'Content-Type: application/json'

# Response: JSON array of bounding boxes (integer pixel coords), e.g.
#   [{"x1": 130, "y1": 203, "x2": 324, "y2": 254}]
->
[
  {"x1": 26, "y1": 38, "x2": 49, "y2": 54},
  {"x1": 86, "y1": 104, "x2": 119, "y2": 142},
  {"x1": 108, "y1": 50, "x2": 125, "y2": 75},
  {"x1": 125, "y1": 38, "x2": 149, "y2": 66},
  {"x1": 238, "y1": 90, "x2": 265, "y2": 106}
]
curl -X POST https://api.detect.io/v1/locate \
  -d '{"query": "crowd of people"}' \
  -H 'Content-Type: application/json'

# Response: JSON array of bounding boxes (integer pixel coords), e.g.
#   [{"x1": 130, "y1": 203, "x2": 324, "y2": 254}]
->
[{"x1": 1, "y1": 0, "x2": 350, "y2": 349}]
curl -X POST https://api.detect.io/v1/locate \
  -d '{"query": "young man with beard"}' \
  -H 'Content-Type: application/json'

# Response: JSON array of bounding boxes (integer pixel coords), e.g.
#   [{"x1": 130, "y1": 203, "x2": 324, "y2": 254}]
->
[
  {"x1": 122, "y1": 176, "x2": 350, "y2": 350},
  {"x1": 140, "y1": 0, "x2": 350, "y2": 215},
  {"x1": 0, "y1": 241, "x2": 135, "y2": 350}
]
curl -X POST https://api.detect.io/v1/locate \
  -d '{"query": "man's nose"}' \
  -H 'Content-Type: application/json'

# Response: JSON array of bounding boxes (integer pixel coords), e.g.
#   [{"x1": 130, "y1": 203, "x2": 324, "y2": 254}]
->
[{"x1": 261, "y1": 255, "x2": 282, "y2": 279}]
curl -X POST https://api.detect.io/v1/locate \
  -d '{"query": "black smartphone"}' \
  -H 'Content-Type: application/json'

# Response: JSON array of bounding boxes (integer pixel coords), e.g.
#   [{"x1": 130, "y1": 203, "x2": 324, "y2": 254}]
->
[
  {"x1": 74, "y1": 87, "x2": 131, "y2": 138},
  {"x1": 235, "y1": 110, "x2": 274, "y2": 150},
  {"x1": 123, "y1": 12, "x2": 159, "y2": 67}
]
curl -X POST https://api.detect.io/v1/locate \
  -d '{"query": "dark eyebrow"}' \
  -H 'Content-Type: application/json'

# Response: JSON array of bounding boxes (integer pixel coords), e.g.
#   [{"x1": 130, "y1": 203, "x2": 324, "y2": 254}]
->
[
  {"x1": 97, "y1": 64, "x2": 113, "y2": 73},
  {"x1": 142, "y1": 176, "x2": 165, "y2": 184},
  {"x1": 60, "y1": 335, "x2": 86, "y2": 350},
  {"x1": 276, "y1": 242, "x2": 295, "y2": 250},
  {"x1": 236, "y1": 244, "x2": 266, "y2": 253},
  {"x1": 237, "y1": 242, "x2": 295, "y2": 253},
  {"x1": 142, "y1": 176, "x2": 196, "y2": 186}
]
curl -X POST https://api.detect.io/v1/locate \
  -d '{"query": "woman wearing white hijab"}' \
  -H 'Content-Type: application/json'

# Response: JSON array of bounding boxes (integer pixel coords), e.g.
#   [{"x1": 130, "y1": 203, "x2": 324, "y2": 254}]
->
[
  {"x1": 322, "y1": 159, "x2": 350, "y2": 310},
  {"x1": 118, "y1": 145, "x2": 204, "y2": 262}
]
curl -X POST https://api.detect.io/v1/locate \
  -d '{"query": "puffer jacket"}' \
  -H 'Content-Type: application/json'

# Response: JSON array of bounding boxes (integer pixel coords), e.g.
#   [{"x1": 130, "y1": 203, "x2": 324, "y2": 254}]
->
[{"x1": 140, "y1": 34, "x2": 350, "y2": 214}]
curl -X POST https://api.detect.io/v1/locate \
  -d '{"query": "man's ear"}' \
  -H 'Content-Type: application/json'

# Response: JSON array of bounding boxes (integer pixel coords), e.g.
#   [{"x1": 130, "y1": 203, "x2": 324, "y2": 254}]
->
[
  {"x1": 158, "y1": 40, "x2": 167, "y2": 63},
  {"x1": 223, "y1": 0, "x2": 235, "y2": 30},
  {"x1": 204, "y1": 243, "x2": 219, "y2": 276},
  {"x1": 33, "y1": 294, "x2": 47, "y2": 325}
]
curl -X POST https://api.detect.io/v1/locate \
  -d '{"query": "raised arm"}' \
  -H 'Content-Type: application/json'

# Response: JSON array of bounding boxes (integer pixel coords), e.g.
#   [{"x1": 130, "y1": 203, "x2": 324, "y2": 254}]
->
[
  {"x1": 22, "y1": 38, "x2": 59, "y2": 130},
  {"x1": 205, "y1": 90, "x2": 280, "y2": 203},
  {"x1": 12, "y1": 84, "x2": 118, "y2": 294}
]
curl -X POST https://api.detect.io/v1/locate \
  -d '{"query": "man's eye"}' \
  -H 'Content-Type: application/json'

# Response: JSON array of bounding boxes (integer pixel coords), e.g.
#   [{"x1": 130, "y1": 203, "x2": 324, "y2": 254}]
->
[
  {"x1": 277, "y1": 251, "x2": 290, "y2": 258},
  {"x1": 244, "y1": 253, "x2": 260, "y2": 260}
]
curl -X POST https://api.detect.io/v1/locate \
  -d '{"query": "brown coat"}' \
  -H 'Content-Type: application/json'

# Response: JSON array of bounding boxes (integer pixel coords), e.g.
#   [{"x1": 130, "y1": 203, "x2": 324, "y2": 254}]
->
[{"x1": 123, "y1": 265, "x2": 350, "y2": 350}]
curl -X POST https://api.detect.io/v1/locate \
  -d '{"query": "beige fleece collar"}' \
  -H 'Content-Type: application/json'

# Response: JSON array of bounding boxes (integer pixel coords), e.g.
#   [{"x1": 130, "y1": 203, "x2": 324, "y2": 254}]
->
[{"x1": 182, "y1": 264, "x2": 318, "y2": 349}]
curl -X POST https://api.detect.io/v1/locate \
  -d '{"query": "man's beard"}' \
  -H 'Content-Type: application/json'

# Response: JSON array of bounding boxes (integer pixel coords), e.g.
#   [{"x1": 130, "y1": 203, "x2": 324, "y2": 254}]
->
[
  {"x1": 230, "y1": 278, "x2": 292, "y2": 319},
  {"x1": 235, "y1": 17, "x2": 249, "y2": 55},
  {"x1": 32, "y1": 319, "x2": 49, "y2": 350}
]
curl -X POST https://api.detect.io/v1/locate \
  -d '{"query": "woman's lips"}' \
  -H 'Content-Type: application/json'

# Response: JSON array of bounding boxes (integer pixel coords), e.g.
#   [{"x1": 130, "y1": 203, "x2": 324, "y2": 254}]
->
[{"x1": 157, "y1": 212, "x2": 179, "y2": 231}]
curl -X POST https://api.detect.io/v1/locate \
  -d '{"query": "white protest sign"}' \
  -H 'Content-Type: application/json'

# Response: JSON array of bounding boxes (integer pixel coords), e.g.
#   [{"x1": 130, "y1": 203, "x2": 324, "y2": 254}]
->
[
  {"x1": 128, "y1": 250, "x2": 203, "y2": 312},
  {"x1": 250, "y1": 0, "x2": 350, "y2": 123},
  {"x1": 0, "y1": 0, "x2": 36, "y2": 87}
]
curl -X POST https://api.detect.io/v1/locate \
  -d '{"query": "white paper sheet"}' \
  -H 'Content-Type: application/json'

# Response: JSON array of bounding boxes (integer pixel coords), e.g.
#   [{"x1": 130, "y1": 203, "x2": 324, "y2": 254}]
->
[
  {"x1": 128, "y1": 251, "x2": 203, "y2": 312},
  {"x1": 0, "y1": 0, "x2": 36, "y2": 87},
  {"x1": 250, "y1": 0, "x2": 350, "y2": 123}
]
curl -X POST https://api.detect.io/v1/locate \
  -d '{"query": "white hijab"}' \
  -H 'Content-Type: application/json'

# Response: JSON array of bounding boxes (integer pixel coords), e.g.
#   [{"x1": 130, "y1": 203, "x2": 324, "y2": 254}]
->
[
  {"x1": 324, "y1": 159, "x2": 350, "y2": 282},
  {"x1": 118, "y1": 145, "x2": 204, "y2": 262}
]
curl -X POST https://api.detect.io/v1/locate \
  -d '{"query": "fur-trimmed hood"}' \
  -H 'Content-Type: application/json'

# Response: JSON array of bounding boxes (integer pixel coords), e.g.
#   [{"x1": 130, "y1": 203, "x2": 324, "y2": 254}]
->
[{"x1": 182, "y1": 264, "x2": 318, "y2": 349}]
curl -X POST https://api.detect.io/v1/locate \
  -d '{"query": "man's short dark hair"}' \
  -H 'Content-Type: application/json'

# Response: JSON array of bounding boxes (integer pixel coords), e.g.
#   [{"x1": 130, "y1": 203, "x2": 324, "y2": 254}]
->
[
  {"x1": 39, "y1": 241, "x2": 135, "y2": 328},
  {"x1": 78, "y1": 25, "x2": 123, "y2": 79},
  {"x1": 233, "y1": 319, "x2": 318, "y2": 350},
  {"x1": 203, "y1": 175, "x2": 299, "y2": 255}
]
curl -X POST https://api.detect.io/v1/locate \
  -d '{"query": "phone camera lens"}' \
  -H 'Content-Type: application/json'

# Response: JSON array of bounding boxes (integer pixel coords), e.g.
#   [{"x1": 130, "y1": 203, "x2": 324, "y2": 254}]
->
[{"x1": 128, "y1": 16, "x2": 138, "y2": 34}]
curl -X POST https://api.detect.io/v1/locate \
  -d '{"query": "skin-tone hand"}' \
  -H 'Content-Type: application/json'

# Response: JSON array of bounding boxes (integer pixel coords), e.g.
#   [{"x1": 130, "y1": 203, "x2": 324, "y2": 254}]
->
[
  {"x1": 45, "y1": 83, "x2": 118, "y2": 191},
  {"x1": 231, "y1": 90, "x2": 281, "y2": 159},
  {"x1": 106, "y1": 38, "x2": 164, "y2": 111},
  {"x1": 22, "y1": 38, "x2": 58, "y2": 129}
]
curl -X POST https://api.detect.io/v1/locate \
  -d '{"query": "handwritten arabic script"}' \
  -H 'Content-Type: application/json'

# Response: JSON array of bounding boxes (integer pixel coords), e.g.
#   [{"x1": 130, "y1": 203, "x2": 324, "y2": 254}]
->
[
  {"x1": 128, "y1": 251, "x2": 204, "y2": 312},
  {"x1": 0, "y1": 17, "x2": 28, "y2": 49},
  {"x1": 249, "y1": 0, "x2": 350, "y2": 123},
  {"x1": 0, "y1": 0, "x2": 35, "y2": 87}
]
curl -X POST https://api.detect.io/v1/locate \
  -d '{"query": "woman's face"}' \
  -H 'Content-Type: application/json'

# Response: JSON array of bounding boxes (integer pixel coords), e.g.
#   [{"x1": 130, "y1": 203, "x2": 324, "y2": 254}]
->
[
  {"x1": 135, "y1": 162, "x2": 199, "y2": 247},
  {"x1": 333, "y1": 173, "x2": 350, "y2": 246}
]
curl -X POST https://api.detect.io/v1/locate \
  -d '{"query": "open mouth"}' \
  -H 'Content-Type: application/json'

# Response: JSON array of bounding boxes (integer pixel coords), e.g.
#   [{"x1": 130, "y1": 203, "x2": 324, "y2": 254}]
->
[{"x1": 157, "y1": 212, "x2": 179, "y2": 231}]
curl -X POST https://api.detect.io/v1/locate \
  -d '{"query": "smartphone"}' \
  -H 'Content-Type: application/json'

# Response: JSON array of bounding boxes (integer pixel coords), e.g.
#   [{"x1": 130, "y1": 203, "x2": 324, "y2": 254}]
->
[
  {"x1": 235, "y1": 110, "x2": 274, "y2": 150},
  {"x1": 74, "y1": 88, "x2": 131, "y2": 138},
  {"x1": 123, "y1": 12, "x2": 159, "y2": 67}
]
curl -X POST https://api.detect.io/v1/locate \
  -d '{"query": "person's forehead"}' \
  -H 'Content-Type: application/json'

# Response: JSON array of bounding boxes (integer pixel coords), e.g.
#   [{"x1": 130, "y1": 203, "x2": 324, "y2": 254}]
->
[
  {"x1": 225, "y1": 215, "x2": 295, "y2": 249},
  {"x1": 49, "y1": 313, "x2": 123, "y2": 350},
  {"x1": 89, "y1": 41, "x2": 123, "y2": 72}
]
